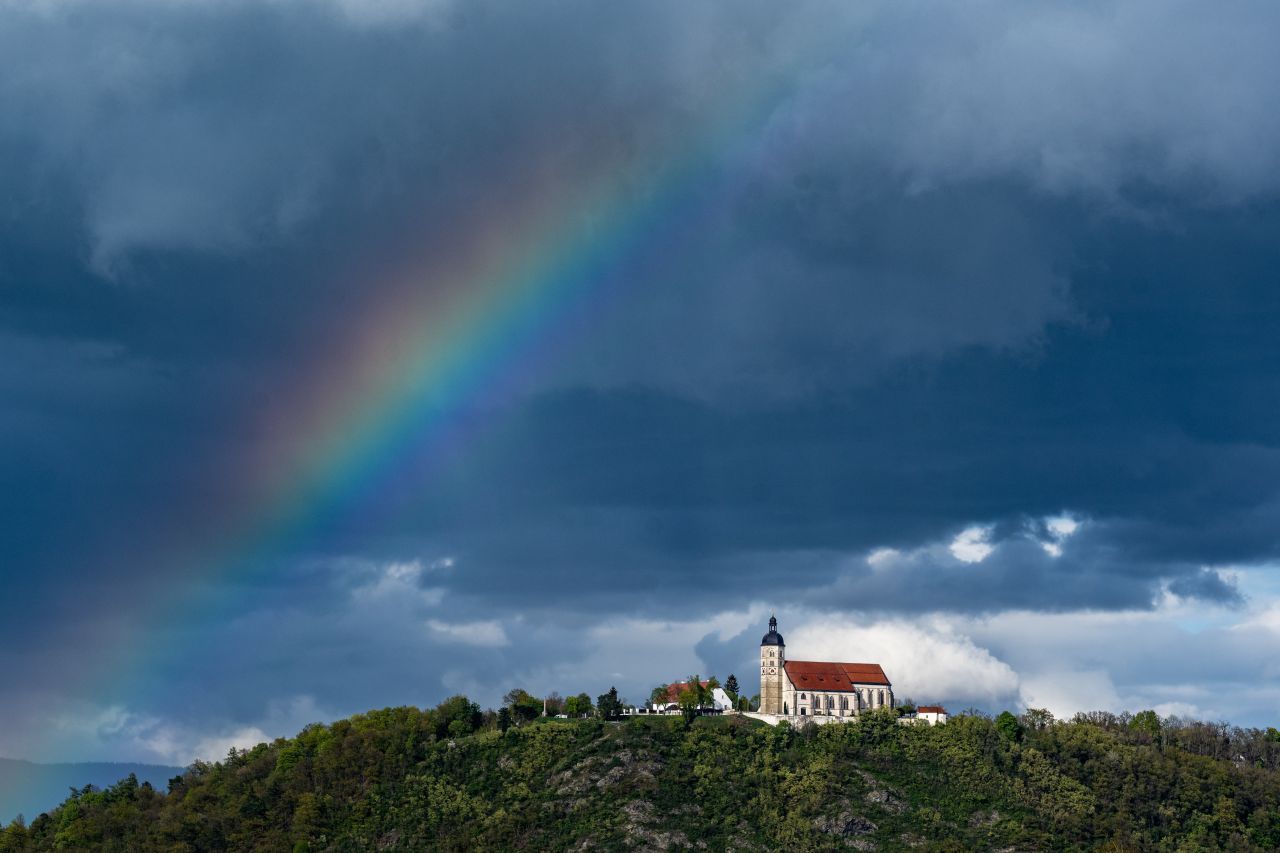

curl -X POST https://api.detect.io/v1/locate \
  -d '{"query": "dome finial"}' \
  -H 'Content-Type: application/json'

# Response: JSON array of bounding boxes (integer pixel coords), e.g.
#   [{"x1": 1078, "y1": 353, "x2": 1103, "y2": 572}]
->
[{"x1": 762, "y1": 613, "x2": 784, "y2": 645}]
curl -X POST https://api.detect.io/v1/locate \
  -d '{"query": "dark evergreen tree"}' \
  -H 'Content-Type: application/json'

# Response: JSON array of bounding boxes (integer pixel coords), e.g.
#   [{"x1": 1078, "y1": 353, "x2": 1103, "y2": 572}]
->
[{"x1": 596, "y1": 686, "x2": 622, "y2": 719}]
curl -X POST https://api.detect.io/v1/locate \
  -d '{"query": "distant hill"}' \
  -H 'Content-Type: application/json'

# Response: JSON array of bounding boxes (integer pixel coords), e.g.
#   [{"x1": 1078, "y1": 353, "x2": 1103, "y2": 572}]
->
[
  {"x1": 2, "y1": 701, "x2": 1279, "y2": 850},
  {"x1": 0, "y1": 758, "x2": 183, "y2": 826}
]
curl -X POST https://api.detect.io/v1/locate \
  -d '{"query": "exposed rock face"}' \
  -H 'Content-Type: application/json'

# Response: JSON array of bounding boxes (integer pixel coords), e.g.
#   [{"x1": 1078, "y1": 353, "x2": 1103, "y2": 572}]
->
[
  {"x1": 596, "y1": 751, "x2": 662, "y2": 791},
  {"x1": 856, "y1": 769, "x2": 906, "y2": 813},
  {"x1": 969, "y1": 809, "x2": 1004, "y2": 827},
  {"x1": 620, "y1": 800, "x2": 704, "y2": 850},
  {"x1": 551, "y1": 749, "x2": 665, "y2": 798},
  {"x1": 864, "y1": 787, "x2": 905, "y2": 813},
  {"x1": 814, "y1": 809, "x2": 877, "y2": 837}
]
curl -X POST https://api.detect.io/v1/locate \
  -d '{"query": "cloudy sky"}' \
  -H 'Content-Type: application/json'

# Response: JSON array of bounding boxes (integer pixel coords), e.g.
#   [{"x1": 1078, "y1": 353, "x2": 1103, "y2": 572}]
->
[{"x1": 3, "y1": 0, "x2": 1280, "y2": 769}]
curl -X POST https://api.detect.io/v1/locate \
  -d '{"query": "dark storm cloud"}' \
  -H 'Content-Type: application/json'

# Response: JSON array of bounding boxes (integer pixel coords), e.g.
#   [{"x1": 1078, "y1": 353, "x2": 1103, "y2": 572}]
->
[
  {"x1": 2, "y1": 0, "x2": 1280, "y2": 758},
  {"x1": 4, "y1": 0, "x2": 1280, "y2": 276}
]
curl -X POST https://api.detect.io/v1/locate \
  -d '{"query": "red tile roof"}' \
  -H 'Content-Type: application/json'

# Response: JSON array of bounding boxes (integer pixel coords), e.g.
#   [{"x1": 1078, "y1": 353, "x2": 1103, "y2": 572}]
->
[
  {"x1": 663, "y1": 680, "x2": 710, "y2": 702},
  {"x1": 784, "y1": 660, "x2": 890, "y2": 689},
  {"x1": 916, "y1": 705, "x2": 947, "y2": 714}
]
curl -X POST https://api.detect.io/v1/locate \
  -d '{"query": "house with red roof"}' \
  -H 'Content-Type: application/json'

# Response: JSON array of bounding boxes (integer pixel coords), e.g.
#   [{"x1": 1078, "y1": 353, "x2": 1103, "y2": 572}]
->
[
  {"x1": 758, "y1": 615, "x2": 895, "y2": 719},
  {"x1": 646, "y1": 680, "x2": 735, "y2": 714},
  {"x1": 913, "y1": 705, "x2": 948, "y2": 725}
]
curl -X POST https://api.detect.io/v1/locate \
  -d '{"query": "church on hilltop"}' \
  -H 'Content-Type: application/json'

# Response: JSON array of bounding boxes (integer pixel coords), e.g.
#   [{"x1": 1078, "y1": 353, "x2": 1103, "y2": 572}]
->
[{"x1": 758, "y1": 615, "x2": 894, "y2": 718}]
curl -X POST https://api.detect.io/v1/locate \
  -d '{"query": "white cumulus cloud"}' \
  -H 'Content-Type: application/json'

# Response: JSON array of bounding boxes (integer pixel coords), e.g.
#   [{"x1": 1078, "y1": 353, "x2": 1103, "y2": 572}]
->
[
  {"x1": 949, "y1": 525, "x2": 994, "y2": 563},
  {"x1": 783, "y1": 615, "x2": 1021, "y2": 708}
]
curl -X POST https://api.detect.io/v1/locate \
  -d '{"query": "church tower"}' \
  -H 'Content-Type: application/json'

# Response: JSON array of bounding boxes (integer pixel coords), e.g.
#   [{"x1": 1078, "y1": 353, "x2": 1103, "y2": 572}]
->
[{"x1": 759, "y1": 614, "x2": 785, "y2": 715}]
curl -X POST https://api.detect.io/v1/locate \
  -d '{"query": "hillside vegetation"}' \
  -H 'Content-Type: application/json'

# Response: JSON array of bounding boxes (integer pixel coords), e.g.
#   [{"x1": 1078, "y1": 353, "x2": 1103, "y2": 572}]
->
[
  {"x1": 3, "y1": 701, "x2": 1279, "y2": 851},
  {"x1": 0, "y1": 759, "x2": 184, "y2": 828}
]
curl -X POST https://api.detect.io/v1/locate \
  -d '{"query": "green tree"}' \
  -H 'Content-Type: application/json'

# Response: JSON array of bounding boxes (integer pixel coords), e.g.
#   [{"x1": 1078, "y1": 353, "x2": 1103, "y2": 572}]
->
[
  {"x1": 1130, "y1": 709, "x2": 1161, "y2": 738},
  {"x1": 685, "y1": 674, "x2": 707, "y2": 707},
  {"x1": 433, "y1": 695, "x2": 481, "y2": 738},
  {"x1": 995, "y1": 710, "x2": 1022, "y2": 742},
  {"x1": 649, "y1": 684, "x2": 670, "y2": 708},
  {"x1": 596, "y1": 686, "x2": 622, "y2": 719},
  {"x1": 725, "y1": 674, "x2": 739, "y2": 700},
  {"x1": 1022, "y1": 707, "x2": 1055, "y2": 731},
  {"x1": 1, "y1": 819, "x2": 30, "y2": 853},
  {"x1": 504, "y1": 688, "x2": 541, "y2": 724},
  {"x1": 678, "y1": 688, "x2": 700, "y2": 725},
  {"x1": 858, "y1": 708, "x2": 901, "y2": 745},
  {"x1": 497, "y1": 707, "x2": 511, "y2": 734}
]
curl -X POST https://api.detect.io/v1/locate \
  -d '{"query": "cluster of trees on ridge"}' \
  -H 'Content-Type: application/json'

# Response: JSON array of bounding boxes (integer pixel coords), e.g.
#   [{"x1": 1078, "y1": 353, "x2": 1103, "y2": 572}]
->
[
  {"x1": 3, "y1": 691, "x2": 1279, "y2": 851},
  {"x1": 502, "y1": 672, "x2": 760, "y2": 728},
  {"x1": 496, "y1": 685, "x2": 627, "y2": 730},
  {"x1": 647, "y1": 673, "x2": 753, "y2": 718}
]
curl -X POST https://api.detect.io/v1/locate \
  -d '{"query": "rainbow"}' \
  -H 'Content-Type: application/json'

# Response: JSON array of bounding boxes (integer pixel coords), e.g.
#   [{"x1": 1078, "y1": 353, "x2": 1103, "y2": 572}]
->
[
  {"x1": 13, "y1": 24, "x2": 857, "y2": 777},
  {"x1": 86, "y1": 113, "x2": 749, "y2": 708}
]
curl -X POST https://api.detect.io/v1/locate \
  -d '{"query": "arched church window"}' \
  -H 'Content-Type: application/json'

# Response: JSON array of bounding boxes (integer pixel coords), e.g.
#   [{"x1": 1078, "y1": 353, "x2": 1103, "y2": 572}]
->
[{"x1": 799, "y1": 693, "x2": 806, "y2": 700}]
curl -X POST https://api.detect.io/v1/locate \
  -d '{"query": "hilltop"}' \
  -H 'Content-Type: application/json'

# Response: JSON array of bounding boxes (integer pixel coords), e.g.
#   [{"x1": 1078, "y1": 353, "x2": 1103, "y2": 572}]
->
[{"x1": 2, "y1": 701, "x2": 1279, "y2": 851}]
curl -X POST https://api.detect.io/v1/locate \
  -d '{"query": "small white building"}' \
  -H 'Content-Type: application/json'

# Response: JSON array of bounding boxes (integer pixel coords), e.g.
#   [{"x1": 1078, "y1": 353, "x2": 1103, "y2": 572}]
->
[
  {"x1": 916, "y1": 705, "x2": 948, "y2": 725},
  {"x1": 900, "y1": 705, "x2": 949, "y2": 726},
  {"x1": 647, "y1": 680, "x2": 734, "y2": 714}
]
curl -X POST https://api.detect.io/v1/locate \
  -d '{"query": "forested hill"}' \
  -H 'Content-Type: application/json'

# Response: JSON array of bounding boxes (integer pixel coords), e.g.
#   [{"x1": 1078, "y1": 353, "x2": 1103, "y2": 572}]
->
[
  {"x1": 0, "y1": 759, "x2": 184, "y2": 828},
  {"x1": 3, "y1": 702, "x2": 1280, "y2": 851}
]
